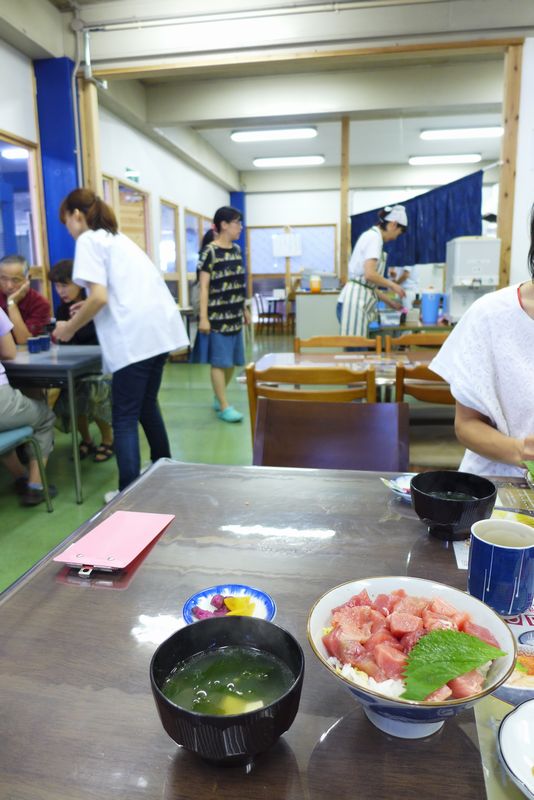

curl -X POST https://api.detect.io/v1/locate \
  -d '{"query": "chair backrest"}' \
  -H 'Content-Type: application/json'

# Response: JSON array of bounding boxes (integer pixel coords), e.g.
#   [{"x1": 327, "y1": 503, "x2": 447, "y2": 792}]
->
[
  {"x1": 254, "y1": 293, "x2": 266, "y2": 314},
  {"x1": 395, "y1": 363, "x2": 455, "y2": 404},
  {"x1": 294, "y1": 335, "x2": 382, "y2": 354},
  {"x1": 246, "y1": 362, "x2": 376, "y2": 438},
  {"x1": 384, "y1": 331, "x2": 449, "y2": 353},
  {"x1": 253, "y1": 398, "x2": 410, "y2": 471}
]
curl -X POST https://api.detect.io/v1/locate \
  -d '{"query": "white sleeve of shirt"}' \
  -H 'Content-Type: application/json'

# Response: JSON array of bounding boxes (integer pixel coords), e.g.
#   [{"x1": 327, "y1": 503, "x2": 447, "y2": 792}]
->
[
  {"x1": 73, "y1": 232, "x2": 108, "y2": 289},
  {"x1": 362, "y1": 231, "x2": 383, "y2": 263}
]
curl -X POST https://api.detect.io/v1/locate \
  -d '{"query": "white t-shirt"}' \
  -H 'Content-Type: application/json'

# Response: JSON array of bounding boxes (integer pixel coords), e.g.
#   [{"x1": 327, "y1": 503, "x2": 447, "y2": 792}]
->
[
  {"x1": 430, "y1": 285, "x2": 534, "y2": 476},
  {"x1": 73, "y1": 229, "x2": 189, "y2": 373},
  {"x1": 339, "y1": 227, "x2": 384, "y2": 304}
]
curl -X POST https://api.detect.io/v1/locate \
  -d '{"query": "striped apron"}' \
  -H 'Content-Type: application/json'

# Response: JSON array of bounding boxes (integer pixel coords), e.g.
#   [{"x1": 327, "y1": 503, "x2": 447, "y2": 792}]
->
[{"x1": 340, "y1": 251, "x2": 387, "y2": 336}]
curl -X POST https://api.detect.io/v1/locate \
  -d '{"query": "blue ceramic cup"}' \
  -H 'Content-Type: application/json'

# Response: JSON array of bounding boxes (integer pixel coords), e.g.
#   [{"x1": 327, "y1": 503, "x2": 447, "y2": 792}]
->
[
  {"x1": 27, "y1": 337, "x2": 41, "y2": 354},
  {"x1": 38, "y1": 334, "x2": 51, "y2": 351},
  {"x1": 468, "y1": 519, "x2": 534, "y2": 615}
]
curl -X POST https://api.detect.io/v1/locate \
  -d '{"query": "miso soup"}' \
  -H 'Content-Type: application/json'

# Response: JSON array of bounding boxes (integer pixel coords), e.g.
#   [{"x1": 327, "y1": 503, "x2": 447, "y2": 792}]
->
[
  {"x1": 428, "y1": 490, "x2": 479, "y2": 502},
  {"x1": 162, "y1": 645, "x2": 294, "y2": 715}
]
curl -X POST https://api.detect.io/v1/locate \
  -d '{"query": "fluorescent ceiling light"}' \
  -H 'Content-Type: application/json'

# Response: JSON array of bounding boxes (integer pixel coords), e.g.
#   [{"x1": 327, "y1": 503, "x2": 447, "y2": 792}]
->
[
  {"x1": 1, "y1": 147, "x2": 29, "y2": 160},
  {"x1": 232, "y1": 128, "x2": 317, "y2": 142},
  {"x1": 409, "y1": 154, "x2": 482, "y2": 166},
  {"x1": 420, "y1": 126, "x2": 503, "y2": 141},
  {"x1": 253, "y1": 155, "x2": 324, "y2": 168}
]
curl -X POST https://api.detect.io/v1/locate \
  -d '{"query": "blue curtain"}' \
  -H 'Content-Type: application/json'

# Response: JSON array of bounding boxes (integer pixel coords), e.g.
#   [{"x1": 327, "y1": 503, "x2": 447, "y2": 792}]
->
[{"x1": 350, "y1": 170, "x2": 483, "y2": 268}]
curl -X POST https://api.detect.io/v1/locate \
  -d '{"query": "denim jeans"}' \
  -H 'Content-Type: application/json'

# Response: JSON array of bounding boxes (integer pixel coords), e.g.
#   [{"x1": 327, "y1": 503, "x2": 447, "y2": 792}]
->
[{"x1": 112, "y1": 352, "x2": 170, "y2": 490}]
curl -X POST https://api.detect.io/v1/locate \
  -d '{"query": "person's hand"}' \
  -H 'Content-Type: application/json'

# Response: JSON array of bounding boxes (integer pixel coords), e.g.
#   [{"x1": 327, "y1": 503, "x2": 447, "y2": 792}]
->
[
  {"x1": 53, "y1": 320, "x2": 74, "y2": 342},
  {"x1": 69, "y1": 301, "x2": 85, "y2": 318},
  {"x1": 390, "y1": 281, "x2": 406, "y2": 299},
  {"x1": 243, "y1": 308, "x2": 252, "y2": 326},
  {"x1": 198, "y1": 316, "x2": 211, "y2": 334},
  {"x1": 384, "y1": 297, "x2": 403, "y2": 311},
  {"x1": 388, "y1": 268, "x2": 398, "y2": 280},
  {"x1": 10, "y1": 280, "x2": 30, "y2": 305}
]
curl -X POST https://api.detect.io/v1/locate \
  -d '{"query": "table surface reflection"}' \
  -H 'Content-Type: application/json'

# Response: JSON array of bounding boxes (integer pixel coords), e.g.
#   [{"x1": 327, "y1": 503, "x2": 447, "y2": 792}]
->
[{"x1": 0, "y1": 461, "x2": 499, "y2": 799}]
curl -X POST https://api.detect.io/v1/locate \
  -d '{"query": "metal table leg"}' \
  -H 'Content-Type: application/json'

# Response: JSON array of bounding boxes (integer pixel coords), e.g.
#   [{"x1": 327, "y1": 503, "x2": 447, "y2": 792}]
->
[{"x1": 67, "y1": 371, "x2": 83, "y2": 503}]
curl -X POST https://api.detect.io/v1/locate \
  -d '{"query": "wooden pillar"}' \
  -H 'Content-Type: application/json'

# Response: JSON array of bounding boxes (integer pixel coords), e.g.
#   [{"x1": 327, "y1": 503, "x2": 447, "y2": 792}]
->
[
  {"x1": 497, "y1": 43, "x2": 522, "y2": 288},
  {"x1": 77, "y1": 78, "x2": 103, "y2": 196},
  {"x1": 339, "y1": 116, "x2": 350, "y2": 284}
]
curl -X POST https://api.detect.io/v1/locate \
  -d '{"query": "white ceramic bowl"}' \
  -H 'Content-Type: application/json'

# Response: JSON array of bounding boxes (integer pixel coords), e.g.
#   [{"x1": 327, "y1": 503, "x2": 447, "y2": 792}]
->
[
  {"x1": 498, "y1": 698, "x2": 534, "y2": 799},
  {"x1": 307, "y1": 576, "x2": 516, "y2": 739}
]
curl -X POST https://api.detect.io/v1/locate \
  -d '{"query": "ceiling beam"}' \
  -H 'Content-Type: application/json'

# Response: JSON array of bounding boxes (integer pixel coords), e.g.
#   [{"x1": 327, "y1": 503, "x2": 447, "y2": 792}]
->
[
  {"x1": 0, "y1": 0, "x2": 66, "y2": 59},
  {"x1": 145, "y1": 60, "x2": 503, "y2": 126}
]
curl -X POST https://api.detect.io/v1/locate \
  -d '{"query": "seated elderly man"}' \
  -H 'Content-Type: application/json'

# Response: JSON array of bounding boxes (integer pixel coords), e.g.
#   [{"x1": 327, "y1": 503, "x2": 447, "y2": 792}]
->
[
  {"x1": 0, "y1": 254, "x2": 51, "y2": 344},
  {"x1": 0, "y1": 308, "x2": 56, "y2": 506}
]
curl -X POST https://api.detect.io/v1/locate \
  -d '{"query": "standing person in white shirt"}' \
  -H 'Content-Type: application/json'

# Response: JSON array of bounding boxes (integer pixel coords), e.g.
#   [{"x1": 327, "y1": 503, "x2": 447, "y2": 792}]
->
[
  {"x1": 53, "y1": 188, "x2": 189, "y2": 498},
  {"x1": 337, "y1": 205, "x2": 407, "y2": 335}
]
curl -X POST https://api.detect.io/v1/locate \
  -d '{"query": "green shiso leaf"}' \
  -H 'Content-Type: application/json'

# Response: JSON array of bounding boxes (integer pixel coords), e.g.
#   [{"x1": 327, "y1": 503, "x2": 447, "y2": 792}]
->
[
  {"x1": 401, "y1": 629, "x2": 506, "y2": 701},
  {"x1": 522, "y1": 460, "x2": 534, "y2": 477}
]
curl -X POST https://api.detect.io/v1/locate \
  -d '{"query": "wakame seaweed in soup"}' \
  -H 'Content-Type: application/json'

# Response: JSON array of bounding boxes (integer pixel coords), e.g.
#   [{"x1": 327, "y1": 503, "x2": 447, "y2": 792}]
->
[{"x1": 162, "y1": 645, "x2": 294, "y2": 715}]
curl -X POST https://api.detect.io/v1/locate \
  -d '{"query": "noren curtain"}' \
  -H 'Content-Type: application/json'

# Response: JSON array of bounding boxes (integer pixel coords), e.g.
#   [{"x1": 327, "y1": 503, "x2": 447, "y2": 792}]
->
[{"x1": 350, "y1": 170, "x2": 483, "y2": 268}]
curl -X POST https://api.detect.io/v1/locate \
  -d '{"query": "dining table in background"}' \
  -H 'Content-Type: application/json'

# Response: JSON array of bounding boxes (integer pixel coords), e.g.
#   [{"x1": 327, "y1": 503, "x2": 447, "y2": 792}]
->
[
  {"x1": 0, "y1": 459, "x2": 520, "y2": 799},
  {"x1": 253, "y1": 349, "x2": 442, "y2": 402},
  {"x1": 4, "y1": 344, "x2": 102, "y2": 503}
]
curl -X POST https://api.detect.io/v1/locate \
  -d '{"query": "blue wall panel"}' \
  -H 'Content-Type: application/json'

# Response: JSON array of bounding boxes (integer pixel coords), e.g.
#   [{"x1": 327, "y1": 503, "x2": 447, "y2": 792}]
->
[
  {"x1": 230, "y1": 191, "x2": 247, "y2": 271},
  {"x1": 34, "y1": 57, "x2": 79, "y2": 274}
]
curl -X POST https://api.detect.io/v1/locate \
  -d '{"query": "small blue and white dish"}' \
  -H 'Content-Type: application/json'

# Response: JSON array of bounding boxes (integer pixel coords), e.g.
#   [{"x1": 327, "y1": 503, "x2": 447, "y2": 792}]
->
[
  {"x1": 498, "y1": 698, "x2": 534, "y2": 799},
  {"x1": 182, "y1": 583, "x2": 276, "y2": 625},
  {"x1": 381, "y1": 473, "x2": 417, "y2": 503}
]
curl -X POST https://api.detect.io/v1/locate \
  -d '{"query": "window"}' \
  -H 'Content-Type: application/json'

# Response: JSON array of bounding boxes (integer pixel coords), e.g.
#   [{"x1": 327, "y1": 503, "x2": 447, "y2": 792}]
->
[
  {"x1": 248, "y1": 225, "x2": 337, "y2": 276},
  {"x1": 0, "y1": 137, "x2": 43, "y2": 267},
  {"x1": 184, "y1": 209, "x2": 212, "y2": 274},
  {"x1": 118, "y1": 181, "x2": 150, "y2": 254},
  {"x1": 102, "y1": 175, "x2": 115, "y2": 207},
  {"x1": 159, "y1": 199, "x2": 181, "y2": 304}
]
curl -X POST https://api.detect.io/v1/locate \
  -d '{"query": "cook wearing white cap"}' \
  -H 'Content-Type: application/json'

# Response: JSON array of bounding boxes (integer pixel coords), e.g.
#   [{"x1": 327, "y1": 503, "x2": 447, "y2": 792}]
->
[{"x1": 338, "y1": 205, "x2": 408, "y2": 336}]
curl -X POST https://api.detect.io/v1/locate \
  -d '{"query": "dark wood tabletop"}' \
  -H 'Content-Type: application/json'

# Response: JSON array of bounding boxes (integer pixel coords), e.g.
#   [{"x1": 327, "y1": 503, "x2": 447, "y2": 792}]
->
[{"x1": 0, "y1": 460, "x2": 489, "y2": 799}]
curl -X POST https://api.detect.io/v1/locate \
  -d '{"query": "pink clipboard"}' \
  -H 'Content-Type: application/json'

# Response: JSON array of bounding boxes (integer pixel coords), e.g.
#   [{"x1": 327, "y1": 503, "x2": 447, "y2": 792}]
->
[{"x1": 53, "y1": 510, "x2": 175, "y2": 576}]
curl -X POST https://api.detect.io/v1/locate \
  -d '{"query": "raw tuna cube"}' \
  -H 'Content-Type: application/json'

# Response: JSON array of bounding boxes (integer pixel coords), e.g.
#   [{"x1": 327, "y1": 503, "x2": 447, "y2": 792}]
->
[
  {"x1": 373, "y1": 643, "x2": 408, "y2": 678},
  {"x1": 323, "y1": 626, "x2": 366, "y2": 665},
  {"x1": 448, "y1": 669, "x2": 485, "y2": 699},
  {"x1": 331, "y1": 605, "x2": 374, "y2": 642},
  {"x1": 400, "y1": 629, "x2": 425, "y2": 653},
  {"x1": 387, "y1": 612, "x2": 424, "y2": 637},
  {"x1": 365, "y1": 628, "x2": 402, "y2": 653},
  {"x1": 353, "y1": 654, "x2": 385, "y2": 681},
  {"x1": 429, "y1": 597, "x2": 469, "y2": 628},
  {"x1": 332, "y1": 589, "x2": 372, "y2": 613},
  {"x1": 372, "y1": 593, "x2": 395, "y2": 616},
  {"x1": 393, "y1": 596, "x2": 429, "y2": 616},
  {"x1": 460, "y1": 620, "x2": 500, "y2": 649},
  {"x1": 425, "y1": 685, "x2": 453, "y2": 702},
  {"x1": 422, "y1": 609, "x2": 457, "y2": 632}
]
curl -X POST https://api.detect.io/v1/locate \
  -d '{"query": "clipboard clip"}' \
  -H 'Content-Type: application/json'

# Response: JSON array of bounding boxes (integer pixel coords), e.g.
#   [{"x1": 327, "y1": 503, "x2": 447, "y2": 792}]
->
[{"x1": 78, "y1": 566, "x2": 94, "y2": 577}]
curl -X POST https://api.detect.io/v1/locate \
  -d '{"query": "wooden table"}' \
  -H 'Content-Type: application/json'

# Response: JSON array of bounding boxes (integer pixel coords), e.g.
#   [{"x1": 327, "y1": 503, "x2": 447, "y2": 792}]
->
[
  {"x1": 4, "y1": 344, "x2": 102, "y2": 503},
  {"x1": 0, "y1": 460, "x2": 513, "y2": 799},
  {"x1": 254, "y1": 350, "x2": 440, "y2": 402}
]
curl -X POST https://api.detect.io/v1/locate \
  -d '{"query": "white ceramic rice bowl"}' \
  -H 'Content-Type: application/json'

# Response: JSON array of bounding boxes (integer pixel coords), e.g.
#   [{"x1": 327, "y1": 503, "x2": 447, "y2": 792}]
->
[{"x1": 307, "y1": 576, "x2": 516, "y2": 739}]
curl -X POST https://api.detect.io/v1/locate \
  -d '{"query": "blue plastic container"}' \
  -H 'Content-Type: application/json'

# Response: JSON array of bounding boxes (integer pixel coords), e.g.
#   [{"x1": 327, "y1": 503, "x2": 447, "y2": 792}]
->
[{"x1": 421, "y1": 292, "x2": 441, "y2": 324}]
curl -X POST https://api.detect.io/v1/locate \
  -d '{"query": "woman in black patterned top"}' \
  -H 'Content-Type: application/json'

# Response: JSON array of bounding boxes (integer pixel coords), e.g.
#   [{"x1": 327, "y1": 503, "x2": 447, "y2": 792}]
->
[{"x1": 191, "y1": 206, "x2": 250, "y2": 423}]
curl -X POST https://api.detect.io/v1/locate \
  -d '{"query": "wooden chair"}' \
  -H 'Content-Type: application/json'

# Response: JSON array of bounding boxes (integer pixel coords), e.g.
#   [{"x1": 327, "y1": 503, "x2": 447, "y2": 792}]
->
[
  {"x1": 294, "y1": 335, "x2": 382, "y2": 354},
  {"x1": 246, "y1": 362, "x2": 376, "y2": 439},
  {"x1": 253, "y1": 398, "x2": 409, "y2": 471},
  {"x1": 0, "y1": 425, "x2": 53, "y2": 512},
  {"x1": 384, "y1": 331, "x2": 449, "y2": 353},
  {"x1": 395, "y1": 363, "x2": 454, "y2": 404},
  {"x1": 254, "y1": 293, "x2": 284, "y2": 335}
]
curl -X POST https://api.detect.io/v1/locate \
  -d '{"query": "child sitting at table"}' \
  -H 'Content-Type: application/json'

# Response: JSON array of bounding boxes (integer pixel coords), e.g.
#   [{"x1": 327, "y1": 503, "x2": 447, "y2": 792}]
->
[{"x1": 49, "y1": 259, "x2": 114, "y2": 462}]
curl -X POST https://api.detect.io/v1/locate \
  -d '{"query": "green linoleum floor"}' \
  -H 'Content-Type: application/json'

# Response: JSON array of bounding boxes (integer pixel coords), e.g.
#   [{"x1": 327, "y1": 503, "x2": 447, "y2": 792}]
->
[{"x1": 0, "y1": 333, "x2": 288, "y2": 593}]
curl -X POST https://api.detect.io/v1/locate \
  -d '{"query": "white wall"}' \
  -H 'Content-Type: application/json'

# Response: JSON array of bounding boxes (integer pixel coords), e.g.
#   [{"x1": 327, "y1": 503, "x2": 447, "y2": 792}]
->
[
  {"x1": 511, "y1": 37, "x2": 534, "y2": 285},
  {"x1": 0, "y1": 38, "x2": 37, "y2": 142},
  {"x1": 98, "y1": 107, "x2": 229, "y2": 285},
  {"x1": 246, "y1": 191, "x2": 339, "y2": 226}
]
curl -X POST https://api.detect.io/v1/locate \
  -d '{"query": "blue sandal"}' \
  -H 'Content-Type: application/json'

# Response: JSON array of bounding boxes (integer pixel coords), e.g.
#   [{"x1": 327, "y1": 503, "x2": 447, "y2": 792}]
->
[{"x1": 217, "y1": 406, "x2": 243, "y2": 423}]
